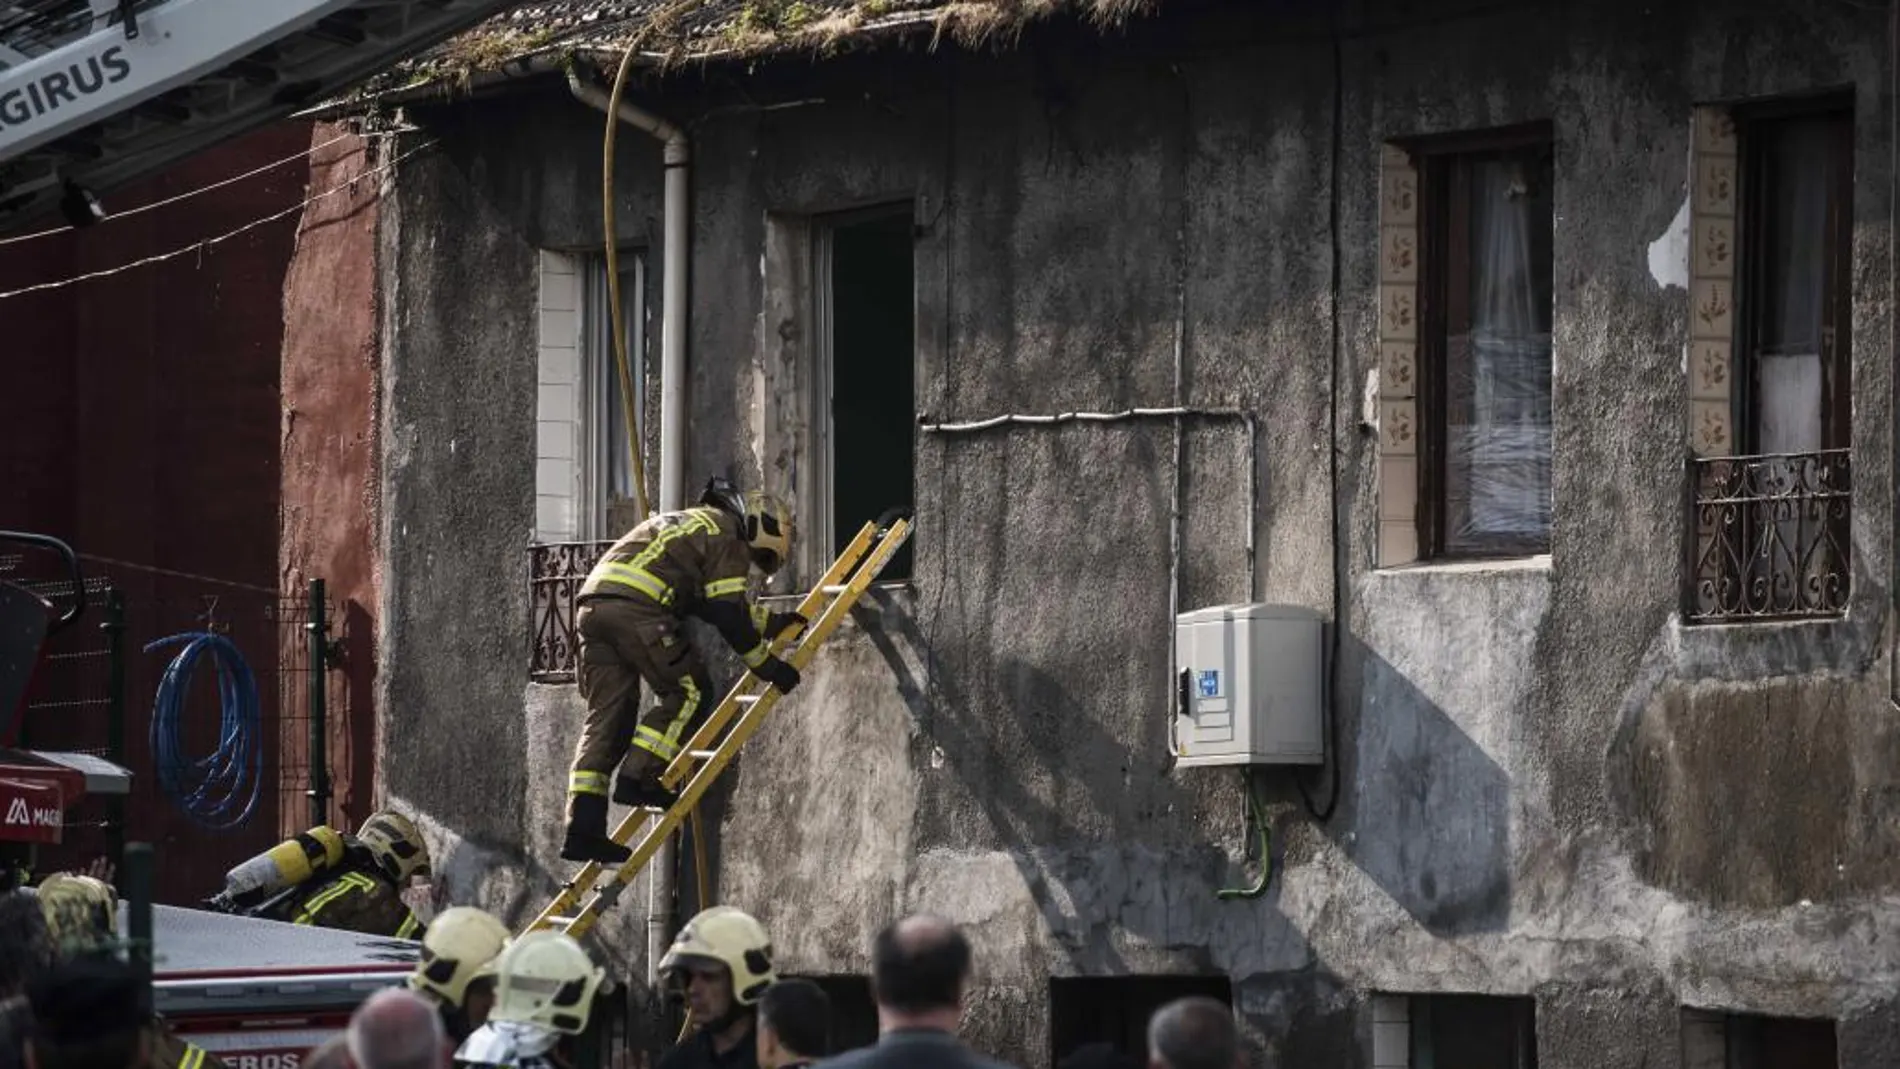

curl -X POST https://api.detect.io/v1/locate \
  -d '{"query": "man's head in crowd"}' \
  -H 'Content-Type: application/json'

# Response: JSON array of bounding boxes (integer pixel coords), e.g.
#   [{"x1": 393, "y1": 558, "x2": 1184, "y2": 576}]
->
[
  {"x1": 755, "y1": 979, "x2": 830, "y2": 1068},
  {"x1": 1147, "y1": 996, "x2": 1241, "y2": 1069},
  {"x1": 870, "y1": 914, "x2": 972, "y2": 1033},
  {"x1": 347, "y1": 988, "x2": 448, "y2": 1069},
  {"x1": 23, "y1": 951, "x2": 150, "y2": 1069}
]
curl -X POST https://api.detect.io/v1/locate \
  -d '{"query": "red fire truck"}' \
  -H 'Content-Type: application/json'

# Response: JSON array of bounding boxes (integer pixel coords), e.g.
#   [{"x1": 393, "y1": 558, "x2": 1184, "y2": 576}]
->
[{"x1": 143, "y1": 903, "x2": 418, "y2": 1068}]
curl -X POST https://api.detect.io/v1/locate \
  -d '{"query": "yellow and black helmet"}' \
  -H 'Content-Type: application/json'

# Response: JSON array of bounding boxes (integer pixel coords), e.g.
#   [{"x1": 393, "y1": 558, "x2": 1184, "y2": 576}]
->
[
  {"x1": 490, "y1": 930, "x2": 605, "y2": 1035},
  {"x1": 741, "y1": 492, "x2": 794, "y2": 576},
  {"x1": 699, "y1": 477, "x2": 793, "y2": 575},
  {"x1": 409, "y1": 905, "x2": 510, "y2": 1007},
  {"x1": 356, "y1": 810, "x2": 430, "y2": 885},
  {"x1": 37, "y1": 873, "x2": 116, "y2": 954},
  {"x1": 658, "y1": 905, "x2": 776, "y2": 1005}
]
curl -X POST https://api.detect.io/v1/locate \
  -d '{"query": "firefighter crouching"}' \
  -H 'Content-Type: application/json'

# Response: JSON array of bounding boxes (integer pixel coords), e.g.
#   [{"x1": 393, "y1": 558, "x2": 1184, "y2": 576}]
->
[
  {"x1": 454, "y1": 930, "x2": 606, "y2": 1069},
  {"x1": 656, "y1": 906, "x2": 777, "y2": 1069},
  {"x1": 36, "y1": 873, "x2": 225, "y2": 1069},
  {"x1": 562, "y1": 479, "x2": 808, "y2": 865},
  {"x1": 410, "y1": 906, "x2": 512, "y2": 1044},
  {"x1": 208, "y1": 810, "x2": 430, "y2": 939}
]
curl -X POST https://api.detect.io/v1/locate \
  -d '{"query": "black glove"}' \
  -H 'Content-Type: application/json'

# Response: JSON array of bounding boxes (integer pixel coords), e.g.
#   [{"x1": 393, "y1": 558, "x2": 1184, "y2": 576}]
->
[
  {"x1": 763, "y1": 610, "x2": 807, "y2": 642},
  {"x1": 755, "y1": 655, "x2": 801, "y2": 694}
]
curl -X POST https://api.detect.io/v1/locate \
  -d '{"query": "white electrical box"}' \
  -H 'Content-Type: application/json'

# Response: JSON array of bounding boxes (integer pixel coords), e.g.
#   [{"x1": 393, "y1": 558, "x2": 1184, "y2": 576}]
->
[{"x1": 1173, "y1": 603, "x2": 1324, "y2": 767}]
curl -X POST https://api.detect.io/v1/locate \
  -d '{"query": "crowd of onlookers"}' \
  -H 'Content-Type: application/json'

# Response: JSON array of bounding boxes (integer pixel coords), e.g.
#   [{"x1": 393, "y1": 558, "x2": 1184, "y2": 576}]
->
[
  {"x1": 326, "y1": 911, "x2": 1243, "y2": 1069},
  {"x1": 0, "y1": 869, "x2": 1248, "y2": 1069}
]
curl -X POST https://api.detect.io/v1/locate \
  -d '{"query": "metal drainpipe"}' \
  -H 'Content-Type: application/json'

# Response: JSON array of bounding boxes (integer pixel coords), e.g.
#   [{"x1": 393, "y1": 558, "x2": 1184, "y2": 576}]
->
[{"x1": 567, "y1": 70, "x2": 692, "y2": 984}]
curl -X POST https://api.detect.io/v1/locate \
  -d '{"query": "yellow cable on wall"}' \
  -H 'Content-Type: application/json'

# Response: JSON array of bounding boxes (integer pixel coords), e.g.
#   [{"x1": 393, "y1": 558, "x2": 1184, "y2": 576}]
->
[{"x1": 595, "y1": 8, "x2": 713, "y2": 1049}]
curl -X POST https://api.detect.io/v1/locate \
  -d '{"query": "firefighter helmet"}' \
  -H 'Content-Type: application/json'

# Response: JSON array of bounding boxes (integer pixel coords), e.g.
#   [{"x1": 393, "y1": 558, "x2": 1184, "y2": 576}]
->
[
  {"x1": 409, "y1": 906, "x2": 510, "y2": 1007},
  {"x1": 741, "y1": 492, "x2": 793, "y2": 576},
  {"x1": 698, "y1": 477, "x2": 793, "y2": 575},
  {"x1": 699, "y1": 476, "x2": 745, "y2": 518},
  {"x1": 490, "y1": 930, "x2": 605, "y2": 1035},
  {"x1": 658, "y1": 905, "x2": 776, "y2": 1005},
  {"x1": 357, "y1": 810, "x2": 431, "y2": 885},
  {"x1": 37, "y1": 873, "x2": 116, "y2": 953}
]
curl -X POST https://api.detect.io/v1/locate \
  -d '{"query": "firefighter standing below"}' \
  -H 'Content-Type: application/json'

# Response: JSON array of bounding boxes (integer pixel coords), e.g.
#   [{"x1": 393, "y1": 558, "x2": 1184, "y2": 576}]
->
[
  {"x1": 454, "y1": 930, "x2": 605, "y2": 1069},
  {"x1": 34, "y1": 873, "x2": 225, "y2": 1069},
  {"x1": 562, "y1": 480, "x2": 807, "y2": 865},
  {"x1": 409, "y1": 906, "x2": 512, "y2": 1044},
  {"x1": 656, "y1": 906, "x2": 777, "y2": 1069}
]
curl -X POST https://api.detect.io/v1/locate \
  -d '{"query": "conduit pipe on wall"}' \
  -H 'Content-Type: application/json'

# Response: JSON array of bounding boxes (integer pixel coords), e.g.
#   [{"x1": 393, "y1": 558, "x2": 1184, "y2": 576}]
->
[
  {"x1": 567, "y1": 70, "x2": 691, "y2": 511},
  {"x1": 566, "y1": 69, "x2": 692, "y2": 987},
  {"x1": 917, "y1": 406, "x2": 1259, "y2": 754}
]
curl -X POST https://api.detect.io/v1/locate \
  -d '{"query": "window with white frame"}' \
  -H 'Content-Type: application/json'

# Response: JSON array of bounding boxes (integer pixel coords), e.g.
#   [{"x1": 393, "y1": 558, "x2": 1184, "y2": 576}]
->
[{"x1": 536, "y1": 249, "x2": 647, "y2": 544}]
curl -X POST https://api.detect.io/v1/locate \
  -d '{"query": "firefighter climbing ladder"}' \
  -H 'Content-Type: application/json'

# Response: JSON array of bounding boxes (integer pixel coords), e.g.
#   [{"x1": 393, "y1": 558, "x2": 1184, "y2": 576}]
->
[{"x1": 522, "y1": 511, "x2": 913, "y2": 940}]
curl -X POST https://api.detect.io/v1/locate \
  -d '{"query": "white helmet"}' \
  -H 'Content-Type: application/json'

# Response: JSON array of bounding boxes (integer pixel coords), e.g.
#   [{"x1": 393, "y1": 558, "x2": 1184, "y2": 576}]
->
[
  {"x1": 490, "y1": 930, "x2": 605, "y2": 1035},
  {"x1": 409, "y1": 906, "x2": 510, "y2": 1007}
]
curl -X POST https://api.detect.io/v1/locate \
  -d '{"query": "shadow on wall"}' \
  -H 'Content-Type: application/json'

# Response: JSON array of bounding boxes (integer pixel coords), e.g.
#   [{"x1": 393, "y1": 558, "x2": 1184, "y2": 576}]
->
[
  {"x1": 429, "y1": 826, "x2": 554, "y2": 933},
  {"x1": 856, "y1": 588, "x2": 1313, "y2": 974},
  {"x1": 865, "y1": 589, "x2": 1513, "y2": 945},
  {"x1": 336, "y1": 600, "x2": 377, "y2": 828},
  {"x1": 859, "y1": 588, "x2": 1374, "y2": 1067},
  {"x1": 1330, "y1": 634, "x2": 1514, "y2": 937}
]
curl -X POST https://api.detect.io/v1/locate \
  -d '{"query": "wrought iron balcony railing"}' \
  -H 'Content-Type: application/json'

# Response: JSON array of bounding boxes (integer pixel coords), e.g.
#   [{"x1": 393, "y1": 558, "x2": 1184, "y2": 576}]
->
[
  {"x1": 1687, "y1": 448, "x2": 1851, "y2": 623},
  {"x1": 530, "y1": 541, "x2": 613, "y2": 683}
]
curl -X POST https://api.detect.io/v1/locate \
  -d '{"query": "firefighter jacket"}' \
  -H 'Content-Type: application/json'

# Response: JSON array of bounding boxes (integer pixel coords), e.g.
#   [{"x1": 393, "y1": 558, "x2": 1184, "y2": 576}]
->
[
  {"x1": 0, "y1": 997, "x2": 225, "y2": 1069},
  {"x1": 655, "y1": 1020, "x2": 759, "y2": 1069},
  {"x1": 251, "y1": 861, "x2": 421, "y2": 940},
  {"x1": 152, "y1": 1021, "x2": 227, "y2": 1069},
  {"x1": 578, "y1": 507, "x2": 777, "y2": 672}
]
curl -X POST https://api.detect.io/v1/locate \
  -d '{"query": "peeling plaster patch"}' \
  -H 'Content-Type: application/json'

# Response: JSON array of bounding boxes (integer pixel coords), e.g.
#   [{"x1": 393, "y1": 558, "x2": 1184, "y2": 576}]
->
[
  {"x1": 909, "y1": 847, "x2": 1033, "y2": 926},
  {"x1": 1649, "y1": 195, "x2": 1690, "y2": 291}
]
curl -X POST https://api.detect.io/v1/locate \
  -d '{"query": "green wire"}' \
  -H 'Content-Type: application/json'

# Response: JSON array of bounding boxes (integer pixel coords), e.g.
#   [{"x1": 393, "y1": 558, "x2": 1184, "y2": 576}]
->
[{"x1": 1216, "y1": 771, "x2": 1272, "y2": 900}]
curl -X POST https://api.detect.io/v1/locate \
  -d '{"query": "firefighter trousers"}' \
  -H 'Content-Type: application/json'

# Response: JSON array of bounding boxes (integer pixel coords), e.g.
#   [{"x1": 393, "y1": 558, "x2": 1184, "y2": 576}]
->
[{"x1": 569, "y1": 595, "x2": 716, "y2": 808}]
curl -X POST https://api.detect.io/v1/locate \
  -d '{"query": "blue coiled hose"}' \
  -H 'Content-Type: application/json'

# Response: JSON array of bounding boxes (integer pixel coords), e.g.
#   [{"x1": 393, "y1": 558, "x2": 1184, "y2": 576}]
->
[{"x1": 146, "y1": 632, "x2": 262, "y2": 831}]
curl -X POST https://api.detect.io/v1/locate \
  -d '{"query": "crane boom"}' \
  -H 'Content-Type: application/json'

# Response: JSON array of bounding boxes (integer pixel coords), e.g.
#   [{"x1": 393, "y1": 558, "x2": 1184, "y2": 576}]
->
[
  {"x1": 0, "y1": 0, "x2": 517, "y2": 233},
  {"x1": 0, "y1": 0, "x2": 351, "y2": 164}
]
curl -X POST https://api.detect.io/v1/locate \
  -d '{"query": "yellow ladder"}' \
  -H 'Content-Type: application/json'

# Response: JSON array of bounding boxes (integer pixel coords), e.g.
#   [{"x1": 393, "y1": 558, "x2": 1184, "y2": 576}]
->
[{"x1": 522, "y1": 512, "x2": 913, "y2": 939}]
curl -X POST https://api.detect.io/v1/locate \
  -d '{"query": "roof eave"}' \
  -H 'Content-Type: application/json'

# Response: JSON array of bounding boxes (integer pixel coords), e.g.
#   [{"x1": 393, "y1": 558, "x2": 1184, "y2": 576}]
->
[{"x1": 298, "y1": 9, "x2": 979, "y2": 123}]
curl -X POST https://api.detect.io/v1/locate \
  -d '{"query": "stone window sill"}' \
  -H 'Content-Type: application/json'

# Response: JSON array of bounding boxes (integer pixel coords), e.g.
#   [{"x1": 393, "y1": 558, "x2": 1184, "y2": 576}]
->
[{"x1": 1373, "y1": 554, "x2": 1552, "y2": 576}]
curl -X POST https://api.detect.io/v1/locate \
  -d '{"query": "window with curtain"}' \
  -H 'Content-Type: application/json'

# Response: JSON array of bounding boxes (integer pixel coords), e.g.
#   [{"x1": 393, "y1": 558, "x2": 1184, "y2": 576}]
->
[
  {"x1": 1739, "y1": 106, "x2": 1852, "y2": 457},
  {"x1": 1420, "y1": 134, "x2": 1555, "y2": 559}
]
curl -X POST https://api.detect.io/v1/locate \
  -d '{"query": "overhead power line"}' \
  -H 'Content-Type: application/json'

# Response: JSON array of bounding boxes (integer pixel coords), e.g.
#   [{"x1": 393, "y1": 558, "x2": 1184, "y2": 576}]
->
[
  {"x1": 0, "y1": 138, "x2": 436, "y2": 302},
  {"x1": 0, "y1": 130, "x2": 362, "y2": 247}
]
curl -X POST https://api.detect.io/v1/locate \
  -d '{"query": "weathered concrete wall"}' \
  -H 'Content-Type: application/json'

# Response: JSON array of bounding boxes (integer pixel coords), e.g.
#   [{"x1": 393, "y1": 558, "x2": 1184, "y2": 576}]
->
[
  {"x1": 374, "y1": 96, "x2": 666, "y2": 970},
  {"x1": 374, "y1": 0, "x2": 1897, "y2": 1064}
]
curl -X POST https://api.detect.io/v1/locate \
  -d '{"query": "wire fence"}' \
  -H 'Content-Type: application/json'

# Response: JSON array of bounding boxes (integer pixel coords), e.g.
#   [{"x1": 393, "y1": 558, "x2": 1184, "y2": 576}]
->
[{"x1": 1, "y1": 555, "x2": 342, "y2": 905}]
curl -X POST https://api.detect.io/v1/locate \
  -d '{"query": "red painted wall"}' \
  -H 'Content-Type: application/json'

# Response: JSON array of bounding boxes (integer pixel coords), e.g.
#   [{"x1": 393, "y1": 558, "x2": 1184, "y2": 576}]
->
[
  {"x1": 0, "y1": 121, "x2": 314, "y2": 903},
  {"x1": 279, "y1": 122, "x2": 383, "y2": 842}
]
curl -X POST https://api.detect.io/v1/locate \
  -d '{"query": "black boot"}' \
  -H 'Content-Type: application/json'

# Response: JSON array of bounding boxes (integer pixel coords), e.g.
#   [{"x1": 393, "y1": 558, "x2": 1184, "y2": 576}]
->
[
  {"x1": 612, "y1": 775, "x2": 679, "y2": 811},
  {"x1": 561, "y1": 794, "x2": 631, "y2": 865}
]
